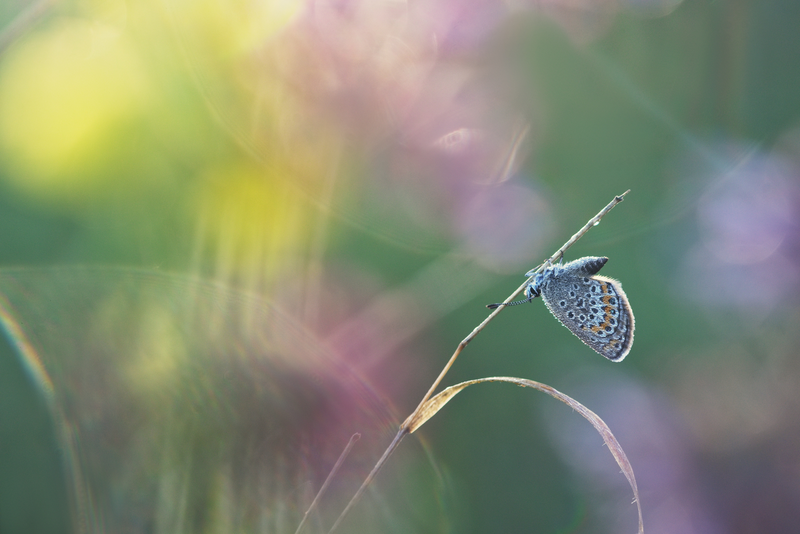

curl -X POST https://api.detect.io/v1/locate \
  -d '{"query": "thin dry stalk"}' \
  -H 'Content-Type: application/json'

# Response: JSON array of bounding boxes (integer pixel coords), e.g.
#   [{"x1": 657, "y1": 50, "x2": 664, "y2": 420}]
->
[
  {"x1": 404, "y1": 189, "x2": 630, "y2": 426},
  {"x1": 323, "y1": 190, "x2": 632, "y2": 534}
]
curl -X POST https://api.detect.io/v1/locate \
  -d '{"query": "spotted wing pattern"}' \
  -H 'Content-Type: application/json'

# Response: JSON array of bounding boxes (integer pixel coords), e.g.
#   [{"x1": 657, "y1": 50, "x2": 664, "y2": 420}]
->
[{"x1": 538, "y1": 259, "x2": 634, "y2": 361}]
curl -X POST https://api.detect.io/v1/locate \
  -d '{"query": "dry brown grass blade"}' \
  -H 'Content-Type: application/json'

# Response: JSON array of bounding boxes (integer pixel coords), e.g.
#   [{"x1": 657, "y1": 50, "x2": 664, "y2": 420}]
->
[
  {"x1": 328, "y1": 192, "x2": 634, "y2": 533},
  {"x1": 406, "y1": 376, "x2": 644, "y2": 534},
  {"x1": 404, "y1": 191, "x2": 630, "y2": 427}
]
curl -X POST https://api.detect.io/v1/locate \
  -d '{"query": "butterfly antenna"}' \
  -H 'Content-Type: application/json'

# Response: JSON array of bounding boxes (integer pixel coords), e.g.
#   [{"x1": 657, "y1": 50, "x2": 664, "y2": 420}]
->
[{"x1": 486, "y1": 297, "x2": 534, "y2": 309}]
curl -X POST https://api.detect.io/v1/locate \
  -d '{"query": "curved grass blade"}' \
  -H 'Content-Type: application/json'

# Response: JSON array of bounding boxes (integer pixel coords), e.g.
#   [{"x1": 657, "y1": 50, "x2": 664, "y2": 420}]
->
[{"x1": 405, "y1": 376, "x2": 644, "y2": 534}]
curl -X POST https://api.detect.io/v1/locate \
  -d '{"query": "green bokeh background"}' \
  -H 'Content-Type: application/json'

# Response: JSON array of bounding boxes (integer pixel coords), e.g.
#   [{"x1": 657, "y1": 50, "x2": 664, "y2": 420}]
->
[{"x1": 2, "y1": 1, "x2": 800, "y2": 533}]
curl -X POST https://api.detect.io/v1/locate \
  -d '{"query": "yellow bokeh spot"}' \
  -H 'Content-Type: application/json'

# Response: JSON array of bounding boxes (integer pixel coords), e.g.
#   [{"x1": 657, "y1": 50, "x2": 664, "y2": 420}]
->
[
  {"x1": 193, "y1": 163, "x2": 310, "y2": 285},
  {"x1": 0, "y1": 18, "x2": 152, "y2": 203}
]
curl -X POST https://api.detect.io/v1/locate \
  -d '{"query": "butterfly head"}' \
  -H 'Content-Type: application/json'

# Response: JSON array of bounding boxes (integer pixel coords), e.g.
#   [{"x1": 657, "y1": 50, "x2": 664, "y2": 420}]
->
[{"x1": 524, "y1": 267, "x2": 554, "y2": 300}]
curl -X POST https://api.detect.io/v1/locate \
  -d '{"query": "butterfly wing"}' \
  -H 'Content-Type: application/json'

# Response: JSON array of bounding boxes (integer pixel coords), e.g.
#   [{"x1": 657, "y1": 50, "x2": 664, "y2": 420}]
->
[{"x1": 540, "y1": 272, "x2": 634, "y2": 362}]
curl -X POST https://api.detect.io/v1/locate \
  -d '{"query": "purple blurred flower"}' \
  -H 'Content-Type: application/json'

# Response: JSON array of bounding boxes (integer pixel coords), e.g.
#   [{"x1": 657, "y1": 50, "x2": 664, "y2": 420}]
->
[
  {"x1": 675, "y1": 145, "x2": 800, "y2": 316},
  {"x1": 697, "y1": 152, "x2": 796, "y2": 265},
  {"x1": 456, "y1": 179, "x2": 555, "y2": 271},
  {"x1": 543, "y1": 369, "x2": 723, "y2": 534},
  {"x1": 275, "y1": 0, "x2": 509, "y2": 144}
]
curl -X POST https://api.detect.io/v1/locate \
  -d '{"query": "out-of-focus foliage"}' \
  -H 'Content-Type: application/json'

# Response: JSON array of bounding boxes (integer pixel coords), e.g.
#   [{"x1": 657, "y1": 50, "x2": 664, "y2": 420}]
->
[{"x1": 1, "y1": 0, "x2": 800, "y2": 533}]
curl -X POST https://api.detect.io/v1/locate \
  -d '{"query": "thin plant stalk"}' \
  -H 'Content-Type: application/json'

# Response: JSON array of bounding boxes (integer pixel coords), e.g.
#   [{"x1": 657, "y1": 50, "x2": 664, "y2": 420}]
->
[
  {"x1": 404, "y1": 190, "x2": 629, "y2": 427},
  {"x1": 326, "y1": 190, "x2": 631, "y2": 533},
  {"x1": 294, "y1": 433, "x2": 360, "y2": 534}
]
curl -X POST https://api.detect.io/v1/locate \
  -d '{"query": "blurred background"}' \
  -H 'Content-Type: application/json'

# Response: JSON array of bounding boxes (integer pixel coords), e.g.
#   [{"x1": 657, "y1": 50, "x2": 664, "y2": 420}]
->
[{"x1": 1, "y1": 0, "x2": 799, "y2": 533}]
